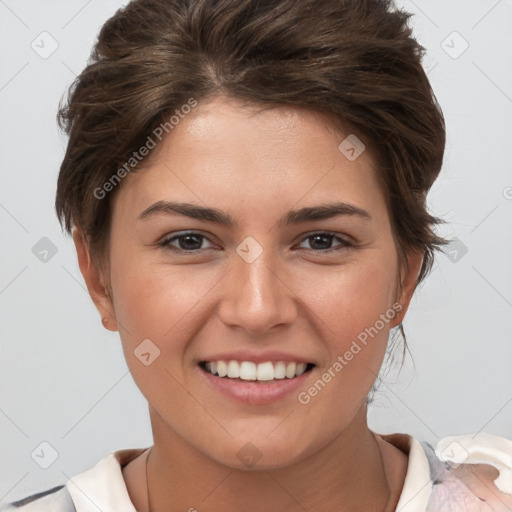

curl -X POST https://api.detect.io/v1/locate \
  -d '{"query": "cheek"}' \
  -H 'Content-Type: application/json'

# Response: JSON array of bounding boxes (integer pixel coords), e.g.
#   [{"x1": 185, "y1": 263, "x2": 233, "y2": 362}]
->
[
  {"x1": 108, "y1": 256, "x2": 224, "y2": 404},
  {"x1": 109, "y1": 251, "x2": 227, "y2": 347},
  {"x1": 296, "y1": 252, "x2": 399, "y2": 397},
  {"x1": 293, "y1": 272, "x2": 397, "y2": 427},
  {"x1": 303, "y1": 256, "x2": 399, "y2": 342}
]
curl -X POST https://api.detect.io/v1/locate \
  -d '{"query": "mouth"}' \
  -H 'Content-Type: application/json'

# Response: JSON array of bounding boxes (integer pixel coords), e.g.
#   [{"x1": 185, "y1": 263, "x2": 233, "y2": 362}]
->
[{"x1": 199, "y1": 360, "x2": 316, "y2": 382}]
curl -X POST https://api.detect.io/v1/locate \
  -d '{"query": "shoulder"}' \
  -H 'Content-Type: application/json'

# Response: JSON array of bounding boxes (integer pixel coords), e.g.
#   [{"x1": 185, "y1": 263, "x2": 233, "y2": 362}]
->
[
  {"x1": 0, "y1": 484, "x2": 75, "y2": 512},
  {"x1": 423, "y1": 432, "x2": 512, "y2": 511}
]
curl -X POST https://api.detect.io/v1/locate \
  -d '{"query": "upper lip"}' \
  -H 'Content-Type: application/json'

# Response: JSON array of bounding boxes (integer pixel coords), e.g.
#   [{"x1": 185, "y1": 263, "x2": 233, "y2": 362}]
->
[{"x1": 198, "y1": 350, "x2": 315, "y2": 365}]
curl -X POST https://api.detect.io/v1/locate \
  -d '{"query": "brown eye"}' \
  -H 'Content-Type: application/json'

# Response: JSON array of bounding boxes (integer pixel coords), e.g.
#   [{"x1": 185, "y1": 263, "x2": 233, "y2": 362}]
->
[
  {"x1": 160, "y1": 232, "x2": 214, "y2": 252},
  {"x1": 297, "y1": 232, "x2": 351, "y2": 252}
]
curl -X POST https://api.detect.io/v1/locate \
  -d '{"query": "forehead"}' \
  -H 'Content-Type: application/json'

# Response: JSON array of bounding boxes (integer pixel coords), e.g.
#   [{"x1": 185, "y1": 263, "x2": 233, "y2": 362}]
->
[
  {"x1": 112, "y1": 95, "x2": 387, "y2": 222},
  {"x1": 157, "y1": 95, "x2": 376, "y2": 167}
]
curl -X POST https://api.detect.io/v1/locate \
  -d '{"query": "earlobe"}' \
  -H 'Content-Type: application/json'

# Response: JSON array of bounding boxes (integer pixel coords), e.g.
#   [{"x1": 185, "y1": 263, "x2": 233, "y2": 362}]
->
[
  {"x1": 72, "y1": 228, "x2": 118, "y2": 332},
  {"x1": 389, "y1": 249, "x2": 424, "y2": 328}
]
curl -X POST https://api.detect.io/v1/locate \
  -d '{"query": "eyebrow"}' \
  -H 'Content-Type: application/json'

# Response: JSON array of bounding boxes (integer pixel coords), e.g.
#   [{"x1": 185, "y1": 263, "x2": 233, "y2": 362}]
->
[{"x1": 138, "y1": 200, "x2": 371, "y2": 227}]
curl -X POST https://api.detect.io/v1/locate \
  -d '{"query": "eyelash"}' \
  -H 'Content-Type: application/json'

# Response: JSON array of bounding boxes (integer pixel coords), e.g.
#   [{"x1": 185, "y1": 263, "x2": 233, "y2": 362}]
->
[{"x1": 158, "y1": 231, "x2": 352, "y2": 254}]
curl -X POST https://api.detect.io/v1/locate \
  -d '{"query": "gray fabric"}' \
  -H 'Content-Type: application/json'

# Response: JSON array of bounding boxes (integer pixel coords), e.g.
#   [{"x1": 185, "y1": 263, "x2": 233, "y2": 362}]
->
[{"x1": 0, "y1": 484, "x2": 76, "y2": 511}]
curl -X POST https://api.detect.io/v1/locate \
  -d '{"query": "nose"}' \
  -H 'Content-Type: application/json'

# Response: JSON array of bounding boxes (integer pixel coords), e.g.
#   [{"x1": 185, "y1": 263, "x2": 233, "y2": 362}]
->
[{"x1": 217, "y1": 246, "x2": 298, "y2": 334}]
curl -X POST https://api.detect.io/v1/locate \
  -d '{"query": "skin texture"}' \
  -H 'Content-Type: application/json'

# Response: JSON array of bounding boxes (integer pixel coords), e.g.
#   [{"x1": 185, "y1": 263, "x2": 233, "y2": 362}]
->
[{"x1": 74, "y1": 95, "x2": 423, "y2": 511}]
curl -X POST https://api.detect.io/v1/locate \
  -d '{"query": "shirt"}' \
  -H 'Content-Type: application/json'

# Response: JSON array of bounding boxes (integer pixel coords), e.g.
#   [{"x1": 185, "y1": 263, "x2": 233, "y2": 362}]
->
[{"x1": 2, "y1": 431, "x2": 511, "y2": 511}]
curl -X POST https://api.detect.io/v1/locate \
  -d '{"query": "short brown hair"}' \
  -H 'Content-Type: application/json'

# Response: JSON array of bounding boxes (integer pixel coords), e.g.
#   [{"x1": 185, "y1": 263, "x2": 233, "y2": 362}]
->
[{"x1": 55, "y1": 0, "x2": 447, "y2": 350}]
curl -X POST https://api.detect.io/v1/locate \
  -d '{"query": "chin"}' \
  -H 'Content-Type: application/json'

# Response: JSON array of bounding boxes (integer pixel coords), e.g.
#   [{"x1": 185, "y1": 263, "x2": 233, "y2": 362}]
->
[{"x1": 199, "y1": 432, "x2": 316, "y2": 472}]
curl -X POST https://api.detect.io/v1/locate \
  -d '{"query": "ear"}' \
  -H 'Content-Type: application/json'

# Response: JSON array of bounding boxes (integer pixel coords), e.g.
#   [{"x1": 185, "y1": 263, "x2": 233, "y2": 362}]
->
[
  {"x1": 72, "y1": 227, "x2": 119, "y2": 332},
  {"x1": 389, "y1": 248, "x2": 424, "y2": 328}
]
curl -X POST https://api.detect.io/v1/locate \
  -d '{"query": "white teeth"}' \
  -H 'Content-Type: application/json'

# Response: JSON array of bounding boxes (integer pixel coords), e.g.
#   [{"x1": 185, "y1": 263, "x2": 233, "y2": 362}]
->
[
  {"x1": 274, "y1": 361, "x2": 286, "y2": 379},
  {"x1": 240, "y1": 361, "x2": 257, "y2": 380},
  {"x1": 256, "y1": 362, "x2": 274, "y2": 381},
  {"x1": 203, "y1": 360, "x2": 311, "y2": 381},
  {"x1": 285, "y1": 362, "x2": 296, "y2": 378},
  {"x1": 227, "y1": 360, "x2": 240, "y2": 378},
  {"x1": 295, "y1": 363, "x2": 307, "y2": 376},
  {"x1": 217, "y1": 361, "x2": 227, "y2": 377}
]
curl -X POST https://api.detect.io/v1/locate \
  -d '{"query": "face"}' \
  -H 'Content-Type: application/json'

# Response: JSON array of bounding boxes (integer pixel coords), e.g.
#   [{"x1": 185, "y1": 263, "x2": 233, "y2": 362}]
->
[{"x1": 76, "y1": 95, "x2": 420, "y2": 470}]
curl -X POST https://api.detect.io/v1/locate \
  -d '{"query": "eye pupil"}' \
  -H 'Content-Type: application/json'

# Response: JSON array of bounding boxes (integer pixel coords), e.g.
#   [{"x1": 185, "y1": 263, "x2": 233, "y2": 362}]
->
[
  {"x1": 179, "y1": 234, "x2": 202, "y2": 250},
  {"x1": 310, "y1": 234, "x2": 332, "y2": 250}
]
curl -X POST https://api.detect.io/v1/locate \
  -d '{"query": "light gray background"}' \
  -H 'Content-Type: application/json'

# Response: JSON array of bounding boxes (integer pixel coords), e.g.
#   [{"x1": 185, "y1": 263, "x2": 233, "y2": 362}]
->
[{"x1": 1, "y1": 0, "x2": 511, "y2": 503}]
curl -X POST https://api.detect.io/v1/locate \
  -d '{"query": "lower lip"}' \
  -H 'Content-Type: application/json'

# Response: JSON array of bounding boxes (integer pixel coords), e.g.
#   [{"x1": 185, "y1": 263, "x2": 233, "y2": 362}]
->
[{"x1": 198, "y1": 366, "x2": 314, "y2": 405}]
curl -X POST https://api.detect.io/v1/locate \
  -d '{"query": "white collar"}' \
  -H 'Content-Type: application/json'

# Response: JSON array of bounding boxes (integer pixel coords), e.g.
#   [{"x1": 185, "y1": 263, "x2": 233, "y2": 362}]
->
[
  {"x1": 378, "y1": 432, "x2": 433, "y2": 512},
  {"x1": 66, "y1": 447, "x2": 147, "y2": 512}
]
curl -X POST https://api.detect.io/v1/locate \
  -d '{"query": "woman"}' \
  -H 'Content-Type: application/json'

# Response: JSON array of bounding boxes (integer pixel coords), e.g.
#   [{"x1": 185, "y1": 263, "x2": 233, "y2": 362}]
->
[{"x1": 2, "y1": 0, "x2": 511, "y2": 510}]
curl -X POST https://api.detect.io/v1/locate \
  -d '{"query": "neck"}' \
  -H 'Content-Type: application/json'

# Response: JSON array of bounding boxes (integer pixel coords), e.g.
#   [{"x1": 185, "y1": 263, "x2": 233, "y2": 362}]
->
[{"x1": 144, "y1": 405, "x2": 405, "y2": 512}]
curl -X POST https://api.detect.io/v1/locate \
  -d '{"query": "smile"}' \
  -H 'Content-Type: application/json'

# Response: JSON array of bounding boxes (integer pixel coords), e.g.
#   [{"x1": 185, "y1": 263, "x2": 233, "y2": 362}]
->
[{"x1": 200, "y1": 360, "x2": 315, "y2": 381}]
